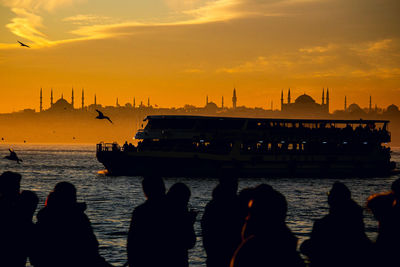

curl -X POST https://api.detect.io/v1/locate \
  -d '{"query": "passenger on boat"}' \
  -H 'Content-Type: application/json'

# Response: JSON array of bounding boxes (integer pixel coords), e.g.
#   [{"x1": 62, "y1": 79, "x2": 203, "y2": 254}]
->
[{"x1": 301, "y1": 182, "x2": 372, "y2": 267}]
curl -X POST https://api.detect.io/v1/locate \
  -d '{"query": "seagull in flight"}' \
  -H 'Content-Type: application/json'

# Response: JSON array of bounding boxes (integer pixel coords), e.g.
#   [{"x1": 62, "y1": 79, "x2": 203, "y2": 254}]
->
[
  {"x1": 4, "y1": 149, "x2": 23, "y2": 164},
  {"x1": 96, "y1": 109, "x2": 113, "y2": 124},
  {"x1": 18, "y1": 41, "x2": 30, "y2": 48}
]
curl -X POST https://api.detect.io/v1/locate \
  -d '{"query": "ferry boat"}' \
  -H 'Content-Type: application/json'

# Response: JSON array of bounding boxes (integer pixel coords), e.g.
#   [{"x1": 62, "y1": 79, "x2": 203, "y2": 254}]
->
[{"x1": 96, "y1": 115, "x2": 397, "y2": 177}]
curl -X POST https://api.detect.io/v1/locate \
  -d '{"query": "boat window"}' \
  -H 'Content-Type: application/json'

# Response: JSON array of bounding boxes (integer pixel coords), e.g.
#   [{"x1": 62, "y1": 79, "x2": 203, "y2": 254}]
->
[
  {"x1": 149, "y1": 118, "x2": 196, "y2": 129},
  {"x1": 197, "y1": 119, "x2": 244, "y2": 130}
]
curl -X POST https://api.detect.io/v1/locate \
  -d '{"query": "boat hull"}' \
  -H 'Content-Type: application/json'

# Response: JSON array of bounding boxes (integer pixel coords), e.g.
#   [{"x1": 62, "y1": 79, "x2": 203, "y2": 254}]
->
[{"x1": 96, "y1": 150, "x2": 396, "y2": 178}]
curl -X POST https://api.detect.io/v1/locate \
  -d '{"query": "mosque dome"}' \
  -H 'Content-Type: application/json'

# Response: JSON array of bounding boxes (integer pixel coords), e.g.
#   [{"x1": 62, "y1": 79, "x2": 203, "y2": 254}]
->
[
  {"x1": 386, "y1": 104, "x2": 399, "y2": 113},
  {"x1": 295, "y1": 94, "x2": 316, "y2": 104},
  {"x1": 49, "y1": 97, "x2": 73, "y2": 111},
  {"x1": 205, "y1": 102, "x2": 218, "y2": 110},
  {"x1": 347, "y1": 103, "x2": 362, "y2": 113}
]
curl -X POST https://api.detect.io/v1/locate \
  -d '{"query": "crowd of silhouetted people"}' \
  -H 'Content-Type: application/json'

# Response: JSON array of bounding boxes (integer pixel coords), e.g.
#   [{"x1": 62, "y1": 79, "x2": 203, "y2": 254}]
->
[{"x1": 1, "y1": 171, "x2": 399, "y2": 267}]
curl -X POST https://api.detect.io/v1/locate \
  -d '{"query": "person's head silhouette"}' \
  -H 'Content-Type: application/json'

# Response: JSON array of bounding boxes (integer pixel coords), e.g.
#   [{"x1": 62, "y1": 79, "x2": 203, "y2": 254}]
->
[
  {"x1": 167, "y1": 182, "x2": 191, "y2": 207},
  {"x1": 0, "y1": 171, "x2": 21, "y2": 198},
  {"x1": 391, "y1": 178, "x2": 400, "y2": 199},
  {"x1": 142, "y1": 176, "x2": 166, "y2": 200},
  {"x1": 20, "y1": 190, "x2": 39, "y2": 219},
  {"x1": 249, "y1": 184, "x2": 287, "y2": 227},
  {"x1": 48, "y1": 182, "x2": 77, "y2": 208},
  {"x1": 328, "y1": 182, "x2": 351, "y2": 207}
]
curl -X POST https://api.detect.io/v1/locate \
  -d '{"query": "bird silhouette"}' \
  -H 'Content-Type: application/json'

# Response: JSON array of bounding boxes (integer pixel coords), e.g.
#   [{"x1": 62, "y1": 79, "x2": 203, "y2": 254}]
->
[
  {"x1": 17, "y1": 41, "x2": 30, "y2": 48},
  {"x1": 4, "y1": 149, "x2": 23, "y2": 164},
  {"x1": 96, "y1": 109, "x2": 113, "y2": 124}
]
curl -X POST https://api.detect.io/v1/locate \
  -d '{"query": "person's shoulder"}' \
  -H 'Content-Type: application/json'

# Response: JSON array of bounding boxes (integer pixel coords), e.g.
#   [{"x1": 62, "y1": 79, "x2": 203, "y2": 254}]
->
[
  {"x1": 131, "y1": 201, "x2": 151, "y2": 216},
  {"x1": 312, "y1": 215, "x2": 332, "y2": 232},
  {"x1": 36, "y1": 206, "x2": 49, "y2": 220}
]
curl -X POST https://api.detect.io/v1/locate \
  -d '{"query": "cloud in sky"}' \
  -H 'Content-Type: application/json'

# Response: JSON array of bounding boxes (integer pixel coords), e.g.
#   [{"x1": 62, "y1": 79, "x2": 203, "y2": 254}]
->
[
  {"x1": 1, "y1": 0, "x2": 82, "y2": 11},
  {"x1": 217, "y1": 38, "x2": 400, "y2": 79},
  {"x1": 6, "y1": 8, "x2": 50, "y2": 46},
  {"x1": 63, "y1": 14, "x2": 114, "y2": 25},
  {"x1": 0, "y1": 0, "x2": 289, "y2": 48}
]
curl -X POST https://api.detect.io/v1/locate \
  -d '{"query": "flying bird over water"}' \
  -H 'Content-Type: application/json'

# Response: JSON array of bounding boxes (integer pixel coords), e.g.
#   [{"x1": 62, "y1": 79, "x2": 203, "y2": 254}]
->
[
  {"x1": 17, "y1": 41, "x2": 30, "y2": 48},
  {"x1": 96, "y1": 109, "x2": 113, "y2": 124},
  {"x1": 4, "y1": 149, "x2": 23, "y2": 164}
]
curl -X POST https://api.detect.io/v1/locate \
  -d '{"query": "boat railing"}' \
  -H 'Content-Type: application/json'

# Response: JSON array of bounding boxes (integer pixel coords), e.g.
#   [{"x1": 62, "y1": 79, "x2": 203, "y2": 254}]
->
[{"x1": 97, "y1": 142, "x2": 121, "y2": 152}]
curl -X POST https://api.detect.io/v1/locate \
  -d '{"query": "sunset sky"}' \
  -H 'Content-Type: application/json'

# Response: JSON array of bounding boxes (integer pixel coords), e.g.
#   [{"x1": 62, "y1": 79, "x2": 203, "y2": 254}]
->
[{"x1": 0, "y1": 0, "x2": 399, "y2": 113}]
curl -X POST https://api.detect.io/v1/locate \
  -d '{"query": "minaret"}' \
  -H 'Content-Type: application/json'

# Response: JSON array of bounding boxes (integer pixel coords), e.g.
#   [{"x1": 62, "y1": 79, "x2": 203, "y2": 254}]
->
[
  {"x1": 288, "y1": 88, "x2": 291, "y2": 104},
  {"x1": 133, "y1": 97, "x2": 136, "y2": 108},
  {"x1": 326, "y1": 88, "x2": 330, "y2": 113},
  {"x1": 281, "y1": 90, "x2": 284, "y2": 110},
  {"x1": 232, "y1": 88, "x2": 237, "y2": 109},
  {"x1": 147, "y1": 97, "x2": 150, "y2": 107},
  {"x1": 71, "y1": 88, "x2": 74, "y2": 108},
  {"x1": 50, "y1": 89, "x2": 53, "y2": 106},
  {"x1": 81, "y1": 89, "x2": 84, "y2": 110},
  {"x1": 369, "y1": 96, "x2": 372, "y2": 112},
  {"x1": 322, "y1": 88, "x2": 325, "y2": 105},
  {"x1": 344, "y1": 96, "x2": 347, "y2": 111},
  {"x1": 116, "y1": 98, "x2": 119, "y2": 107},
  {"x1": 40, "y1": 88, "x2": 43, "y2": 112},
  {"x1": 94, "y1": 94, "x2": 97, "y2": 106},
  {"x1": 206, "y1": 95, "x2": 209, "y2": 105},
  {"x1": 221, "y1": 96, "x2": 224, "y2": 108}
]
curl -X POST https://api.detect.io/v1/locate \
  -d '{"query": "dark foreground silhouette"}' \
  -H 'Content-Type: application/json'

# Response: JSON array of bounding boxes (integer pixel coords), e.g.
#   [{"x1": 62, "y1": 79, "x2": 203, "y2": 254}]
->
[
  {"x1": 0, "y1": 171, "x2": 37, "y2": 266},
  {"x1": 166, "y1": 182, "x2": 197, "y2": 267},
  {"x1": 301, "y1": 182, "x2": 372, "y2": 267},
  {"x1": 231, "y1": 184, "x2": 305, "y2": 267},
  {"x1": 31, "y1": 182, "x2": 112, "y2": 267},
  {"x1": 202, "y1": 176, "x2": 242, "y2": 267},
  {"x1": 127, "y1": 177, "x2": 197, "y2": 267},
  {"x1": 2, "y1": 170, "x2": 400, "y2": 267},
  {"x1": 367, "y1": 178, "x2": 400, "y2": 266}
]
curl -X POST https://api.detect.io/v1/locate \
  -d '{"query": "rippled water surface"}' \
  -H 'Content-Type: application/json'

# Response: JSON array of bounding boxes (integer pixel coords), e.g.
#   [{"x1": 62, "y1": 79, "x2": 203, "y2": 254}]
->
[{"x1": 1, "y1": 144, "x2": 399, "y2": 266}]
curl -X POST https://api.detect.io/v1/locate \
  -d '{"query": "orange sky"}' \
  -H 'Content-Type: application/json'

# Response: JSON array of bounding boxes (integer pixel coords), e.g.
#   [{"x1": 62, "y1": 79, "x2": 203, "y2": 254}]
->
[{"x1": 0, "y1": 0, "x2": 399, "y2": 113}]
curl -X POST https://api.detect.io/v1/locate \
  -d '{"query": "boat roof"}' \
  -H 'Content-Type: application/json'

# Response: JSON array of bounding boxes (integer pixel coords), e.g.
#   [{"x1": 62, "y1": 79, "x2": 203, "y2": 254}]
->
[{"x1": 145, "y1": 115, "x2": 389, "y2": 124}]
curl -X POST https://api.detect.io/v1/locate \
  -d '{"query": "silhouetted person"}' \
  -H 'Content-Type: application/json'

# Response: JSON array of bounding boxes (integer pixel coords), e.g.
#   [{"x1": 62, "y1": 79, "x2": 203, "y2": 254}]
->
[
  {"x1": 4, "y1": 148, "x2": 23, "y2": 163},
  {"x1": 237, "y1": 187, "x2": 256, "y2": 239},
  {"x1": 127, "y1": 176, "x2": 169, "y2": 267},
  {"x1": 201, "y1": 176, "x2": 242, "y2": 267},
  {"x1": 367, "y1": 178, "x2": 400, "y2": 265},
  {"x1": 301, "y1": 182, "x2": 372, "y2": 267},
  {"x1": 166, "y1": 182, "x2": 197, "y2": 267},
  {"x1": 0, "y1": 171, "x2": 37, "y2": 266},
  {"x1": 19, "y1": 190, "x2": 39, "y2": 265},
  {"x1": 32, "y1": 182, "x2": 110, "y2": 267},
  {"x1": 231, "y1": 184, "x2": 304, "y2": 267}
]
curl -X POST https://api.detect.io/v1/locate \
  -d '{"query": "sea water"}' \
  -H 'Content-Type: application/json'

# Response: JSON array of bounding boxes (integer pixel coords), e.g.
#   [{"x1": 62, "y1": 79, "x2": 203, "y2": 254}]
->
[{"x1": 1, "y1": 144, "x2": 399, "y2": 266}]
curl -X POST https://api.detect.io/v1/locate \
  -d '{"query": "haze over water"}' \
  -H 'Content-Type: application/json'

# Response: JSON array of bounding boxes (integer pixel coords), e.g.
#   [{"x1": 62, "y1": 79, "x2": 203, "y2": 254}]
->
[{"x1": 1, "y1": 143, "x2": 399, "y2": 266}]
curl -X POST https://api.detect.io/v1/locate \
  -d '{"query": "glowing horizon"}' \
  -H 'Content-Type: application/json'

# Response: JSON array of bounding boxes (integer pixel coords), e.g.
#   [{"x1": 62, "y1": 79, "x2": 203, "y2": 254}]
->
[{"x1": 1, "y1": 0, "x2": 399, "y2": 113}]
